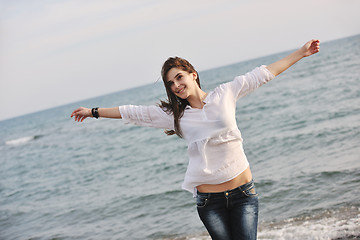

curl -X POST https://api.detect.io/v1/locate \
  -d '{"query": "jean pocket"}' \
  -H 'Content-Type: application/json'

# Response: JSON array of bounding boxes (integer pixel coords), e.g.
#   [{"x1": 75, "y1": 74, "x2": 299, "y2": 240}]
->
[
  {"x1": 196, "y1": 195, "x2": 209, "y2": 208},
  {"x1": 242, "y1": 182, "x2": 258, "y2": 197}
]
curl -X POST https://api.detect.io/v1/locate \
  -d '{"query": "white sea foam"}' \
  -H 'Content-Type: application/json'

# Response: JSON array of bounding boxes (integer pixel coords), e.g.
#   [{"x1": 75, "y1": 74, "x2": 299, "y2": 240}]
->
[
  {"x1": 5, "y1": 135, "x2": 42, "y2": 145},
  {"x1": 159, "y1": 207, "x2": 360, "y2": 240},
  {"x1": 258, "y1": 207, "x2": 360, "y2": 240}
]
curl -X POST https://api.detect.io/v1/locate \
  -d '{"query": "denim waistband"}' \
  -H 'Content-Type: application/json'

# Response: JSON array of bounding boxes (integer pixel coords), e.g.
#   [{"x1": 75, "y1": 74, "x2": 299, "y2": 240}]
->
[{"x1": 196, "y1": 179, "x2": 255, "y2": 199}]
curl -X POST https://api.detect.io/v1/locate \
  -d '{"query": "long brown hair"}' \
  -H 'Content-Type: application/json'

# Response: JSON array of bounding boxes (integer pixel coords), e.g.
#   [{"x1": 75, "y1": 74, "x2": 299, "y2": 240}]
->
[{"x1": 159, "y1": 57, "x2": 201, "y2": 138}]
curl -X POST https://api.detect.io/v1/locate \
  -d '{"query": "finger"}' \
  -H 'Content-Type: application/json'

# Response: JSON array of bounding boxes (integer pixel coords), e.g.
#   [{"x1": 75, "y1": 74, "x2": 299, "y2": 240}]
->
[
  {"x1": 313, "y1": 40, "x2": 320, "y2": 48},
  {"x1": 71, "y1": 108, "x2": 81, "y2": 117}
]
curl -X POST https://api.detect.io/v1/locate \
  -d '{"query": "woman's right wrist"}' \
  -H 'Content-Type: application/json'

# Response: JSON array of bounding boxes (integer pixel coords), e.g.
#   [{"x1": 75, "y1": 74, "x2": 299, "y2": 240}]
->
[{"x1": 91, "y1": 107, "x2": 100, "y2": 118}]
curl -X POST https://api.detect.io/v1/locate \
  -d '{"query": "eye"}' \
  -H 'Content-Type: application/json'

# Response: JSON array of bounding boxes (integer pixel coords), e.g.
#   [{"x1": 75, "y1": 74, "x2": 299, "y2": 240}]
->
[
  {"x1": 167, "y1": 81, "x2": 174, "y2": 86},
  {"x1": 176, "y1": 75, "x2": 183, "y2": 80}
]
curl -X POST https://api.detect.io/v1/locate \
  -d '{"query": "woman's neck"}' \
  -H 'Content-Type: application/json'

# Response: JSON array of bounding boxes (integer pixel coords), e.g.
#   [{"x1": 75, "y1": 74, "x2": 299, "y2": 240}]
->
[{"x1": 187, "y1": 90, "x2": 207, "y2": 109}]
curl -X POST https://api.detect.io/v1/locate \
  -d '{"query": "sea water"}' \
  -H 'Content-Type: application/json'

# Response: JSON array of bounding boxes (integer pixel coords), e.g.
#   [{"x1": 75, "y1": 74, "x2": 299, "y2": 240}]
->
[{"x1": 1, "y1": 35, "x2": 359, "y2": 240}]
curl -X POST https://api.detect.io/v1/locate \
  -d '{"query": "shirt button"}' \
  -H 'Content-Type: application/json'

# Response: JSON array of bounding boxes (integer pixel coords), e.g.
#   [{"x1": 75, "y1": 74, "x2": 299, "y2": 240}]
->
[{"x1": 225, "y1": 192, "x2": 229, "y2": 196}]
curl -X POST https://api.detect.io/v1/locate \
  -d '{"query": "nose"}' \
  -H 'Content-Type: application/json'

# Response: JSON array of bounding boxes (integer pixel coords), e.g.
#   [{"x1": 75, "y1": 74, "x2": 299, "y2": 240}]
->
[{"x1": 173, "y1": 81, "x2": 180, "y2": 88}]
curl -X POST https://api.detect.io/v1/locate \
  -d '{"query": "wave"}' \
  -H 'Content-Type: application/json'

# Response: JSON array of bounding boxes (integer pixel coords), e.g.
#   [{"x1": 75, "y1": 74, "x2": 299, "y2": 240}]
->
[
  {"x1": 5, "y1": 135, "x2": 43, "y2": 145},
  {"x1": 257, "y1": 206, "x2": 360, "y2": 240},
  {"x1": 158, "y1": 206, "x2": 360, "y2": 240}
]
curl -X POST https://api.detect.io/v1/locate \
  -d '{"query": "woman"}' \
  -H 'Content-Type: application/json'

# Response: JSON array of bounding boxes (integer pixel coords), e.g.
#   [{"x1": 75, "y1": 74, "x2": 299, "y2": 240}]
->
[{"x1": 71, "y1": 40, "x2": 320, "y2": 240}]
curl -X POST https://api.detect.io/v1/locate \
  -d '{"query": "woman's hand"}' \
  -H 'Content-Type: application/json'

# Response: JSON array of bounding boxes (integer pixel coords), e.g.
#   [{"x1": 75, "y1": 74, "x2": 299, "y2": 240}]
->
[
  {"x1": 301, "y1": 39, "x2": 320, "y2": 57},
  {"x1": 71, "y1": 107, "x2": 92, "y2": 122}
]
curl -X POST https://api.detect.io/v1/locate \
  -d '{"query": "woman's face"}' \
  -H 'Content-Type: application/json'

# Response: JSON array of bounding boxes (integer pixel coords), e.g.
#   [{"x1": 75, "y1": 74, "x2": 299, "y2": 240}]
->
[{"x1": 166, "y1": 67, "x2": 198, "y2": 99}]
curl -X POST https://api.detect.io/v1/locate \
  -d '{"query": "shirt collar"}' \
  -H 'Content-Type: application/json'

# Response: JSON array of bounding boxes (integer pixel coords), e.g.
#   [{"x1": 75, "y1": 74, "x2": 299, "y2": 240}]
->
[{"x1": 185, "y1": 91, "x2": 212, "y2": 110}]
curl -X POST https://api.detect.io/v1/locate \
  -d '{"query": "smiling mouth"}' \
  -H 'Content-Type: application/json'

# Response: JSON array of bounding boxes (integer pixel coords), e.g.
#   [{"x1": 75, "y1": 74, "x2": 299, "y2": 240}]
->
[{"x1": 176, "y1": 87, "x2": 185, "y2": 94}]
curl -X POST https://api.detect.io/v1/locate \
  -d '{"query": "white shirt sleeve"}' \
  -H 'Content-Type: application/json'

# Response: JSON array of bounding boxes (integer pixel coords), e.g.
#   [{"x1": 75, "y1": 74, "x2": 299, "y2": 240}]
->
[
  {"x1": 119, "y1": 105, "x2": 174, "y2": 130},
  {"x1": 226, "y1": 65, "x2": 275, "y2": 100}
]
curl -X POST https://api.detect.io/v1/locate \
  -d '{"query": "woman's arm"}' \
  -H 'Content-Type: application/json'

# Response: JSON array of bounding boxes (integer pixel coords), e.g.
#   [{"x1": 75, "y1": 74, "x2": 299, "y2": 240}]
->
[
  {"x1": 266, "y1": 39, "x2": 320, "y2": 76},
  {"x1": 71, "y1": 107, "x2": 122, "y2": 122},
  {"x1": 71, "y1": 105, "x2": 174, "y2": 129}
]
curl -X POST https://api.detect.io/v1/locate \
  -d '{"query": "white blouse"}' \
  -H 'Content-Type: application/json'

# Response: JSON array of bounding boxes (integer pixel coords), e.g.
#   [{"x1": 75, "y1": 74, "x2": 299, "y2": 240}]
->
[{"x1": 119, "y1": 65, "x2": 275, "y2": 196}]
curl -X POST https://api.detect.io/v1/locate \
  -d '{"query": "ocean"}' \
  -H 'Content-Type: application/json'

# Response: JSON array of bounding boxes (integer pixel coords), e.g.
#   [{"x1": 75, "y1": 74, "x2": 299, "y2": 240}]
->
[{"x1": 1, "y1": 35, "x2": 359, "y2": 240}]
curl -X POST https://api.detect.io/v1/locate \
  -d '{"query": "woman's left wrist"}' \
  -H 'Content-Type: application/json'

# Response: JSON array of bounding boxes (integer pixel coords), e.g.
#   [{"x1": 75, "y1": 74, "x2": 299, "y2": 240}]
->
[{"x1": 298, "y1": 47, "x2": 308, "y2": 58}]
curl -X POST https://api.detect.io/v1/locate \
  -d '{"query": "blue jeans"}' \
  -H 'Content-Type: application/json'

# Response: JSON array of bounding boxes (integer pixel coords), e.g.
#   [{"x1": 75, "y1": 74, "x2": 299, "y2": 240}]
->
[{"x1": 196, "y1": 180, "x2": 259, "y2": 240}]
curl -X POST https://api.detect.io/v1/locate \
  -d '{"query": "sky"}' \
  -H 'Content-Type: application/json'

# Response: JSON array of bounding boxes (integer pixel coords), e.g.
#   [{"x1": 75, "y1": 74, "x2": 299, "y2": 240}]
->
[{"x1": 1, "y1": 0, "x2": 359, "y2": 121}]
